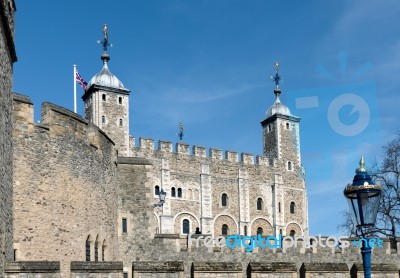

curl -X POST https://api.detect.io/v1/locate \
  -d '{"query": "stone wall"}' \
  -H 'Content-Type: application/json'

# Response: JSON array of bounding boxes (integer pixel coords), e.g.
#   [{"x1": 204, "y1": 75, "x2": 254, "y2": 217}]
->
[
  {"x1": 129, "y1": 137, "x2": 307, "y2": 237},
  {"x1": 0, "y1": 1, "x2": 17, "y2": 277},
  {"x1": 12, "y1": 95, "x2": 119, "y2": 277},
  {"x1": 5, "y1": 261, "x2": 60, "y2": 278}
]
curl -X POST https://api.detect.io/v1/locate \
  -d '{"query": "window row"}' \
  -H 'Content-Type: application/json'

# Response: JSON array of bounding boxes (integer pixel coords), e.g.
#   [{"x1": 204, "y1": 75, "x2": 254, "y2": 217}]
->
[
  {"x1": 102, "y1": 94, "x2": 123, "y2": 104},
  {"x1": 85, "y1": 236, "x2": 106, "y2": 262},
  {"x1": 101, "y1": 116, "x2": 124, "y2": 126},
  {"x1": 221, "y1": 194, "x2": 265, "y2": 211},
  {"x1": 154, "y1": 185, "x2": 200, "y2": 200}
]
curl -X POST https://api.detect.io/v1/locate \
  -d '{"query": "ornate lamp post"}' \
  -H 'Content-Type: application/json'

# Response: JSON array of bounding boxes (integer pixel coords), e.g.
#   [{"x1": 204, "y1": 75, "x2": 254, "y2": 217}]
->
[
  {"x1": 154, "y1": 189, "x2": 167, "y2": 233},
  {"x1": 343, "y1": 157, "x2": 382, "y2": 278}
]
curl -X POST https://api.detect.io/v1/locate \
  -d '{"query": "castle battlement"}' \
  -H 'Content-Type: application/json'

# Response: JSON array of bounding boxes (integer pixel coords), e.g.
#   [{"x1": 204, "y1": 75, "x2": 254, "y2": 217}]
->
[
  {"x1": 129, "y1": 136, "x2": 277, "y2": 167},
  {"x1": 13, "y1": 93, "x2": 116, "y2": 153}
]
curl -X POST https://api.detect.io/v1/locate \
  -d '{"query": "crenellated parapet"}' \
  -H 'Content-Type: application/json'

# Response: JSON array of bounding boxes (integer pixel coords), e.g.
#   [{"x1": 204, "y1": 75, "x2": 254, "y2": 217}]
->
[
  {"x1": 13, "y1": 93, "x2": 116, "y2": 152},
  {"x1": 130, "y1": 136, "x2": 277, "y2": 167}
]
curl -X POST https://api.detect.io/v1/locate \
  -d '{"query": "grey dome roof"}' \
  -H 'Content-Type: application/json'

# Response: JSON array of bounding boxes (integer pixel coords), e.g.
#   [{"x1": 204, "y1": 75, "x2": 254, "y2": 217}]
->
[
  {"x1": 266, "y1": 95, "x2": 291, "y2": 117},
  {"x1": 87, "y1": 54, "x2": 125, "y2": 89}
]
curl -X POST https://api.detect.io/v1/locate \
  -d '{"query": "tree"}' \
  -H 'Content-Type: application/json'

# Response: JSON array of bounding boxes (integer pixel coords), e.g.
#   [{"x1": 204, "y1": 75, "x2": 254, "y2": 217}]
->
[{"x1": 338, "y1": 133, "x2": 400, "y2": 249}]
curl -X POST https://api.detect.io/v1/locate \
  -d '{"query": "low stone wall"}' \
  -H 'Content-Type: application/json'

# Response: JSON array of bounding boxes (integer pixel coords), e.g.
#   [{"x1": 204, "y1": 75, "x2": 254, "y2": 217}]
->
[
  {"x1": 70, "y1": 261, "x2": 123, "y2": 278},
  {"x1": 4, "y1": 261, "x2": 60, "y2": 278},
  {"x1": 132, "y1": 261, "x2": 184, "y2": 278}
]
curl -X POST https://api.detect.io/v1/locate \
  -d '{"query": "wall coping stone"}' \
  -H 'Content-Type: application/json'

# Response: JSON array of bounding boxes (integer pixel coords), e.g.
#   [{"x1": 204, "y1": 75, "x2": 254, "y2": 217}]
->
[
  {"x1": 117, "y1": 157, "x2": 152, "y2": 165},
  {"x1": 192, "y1": 262, "x2": 242, "y2": 272},
  {"x1": 5, "y1": 261, "x2": 60, "y2": 273},
  {"x1": 132, "y1": 261, "x2": 184, "y2": 272},
  {"x1": 70, "y1": 261, "x2": 123, "y2": 272},
  {"x1": 352, "y1": 263, "x2": 398, "y2": 272},
  {"x1": 300, "y1": 263, "x2": 348, "y2": 272},
  {"x1": 249, "y1": 262, "x2": 297, "y2": 272},
  {"x1": 13, "y1": 93, "x2": 32, "y2": 104},
  {"x1": 154, "y1": 234, "x2": 181, "y2": 239}
]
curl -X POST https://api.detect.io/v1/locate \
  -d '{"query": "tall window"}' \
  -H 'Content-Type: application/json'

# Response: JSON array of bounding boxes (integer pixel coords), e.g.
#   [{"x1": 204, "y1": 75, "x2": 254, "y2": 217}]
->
[
  {"x1": 288, "y1": 161, "x2": 292, "y2": 171},
  {"x1": 102, "y1": 94, "x2": 106, "y2": 101},
  {"x1": 122, "y1": 218, "x2": 127, "y2": 233},
  {"x1": 222, "y1": 224, "x2": 228, "y2": 236},
  {"x1": 286, "y1": 123, "x2": 289, "y2": 129},
  {"x1": 171, "y1": 187, "x2": 176, "y2": 197},
  {"x1": 257, "y1": 198, "x2": 263, "y2": 210},
  {"x1": 119, "y1": 119, "x2": 123, "y2": 126},
  {"x1": 244, "y1": 226, "x2": 247, "y2": 236},
  {"x1": 119, "y1": 97, "x2": 122, "y2": 104},
  {"x1": 85, "y1": 236, "x2": 90, "y2": 262},
  {"x1": 257, "y1": 227, "x2": 263, "y2": 235},
  {"x1": 290, "y1": 202, "x2": 296, "y2": 214},
  {"x1": 278, "y1": 202, "x2": 281, "y2": 213},
  {"x1": 102, "y1": 240, "x2": 106, "y2": 261},
  {"x1": 155, "y1": 185, "x2": 160, "y2": 195},
  {"x1": 94, "y1": 238, "x2": 98, "y2": 262},
  {"x1": 177, "y1": 188, "x2": 182, "y2": 198},
  {"x1": 182, "y1": 219, "x2": 190, "y2": 234},
  {"x1": 102, "y1": 116, "x2": 105, "y2": 124},
  {"x1": 221, "y1": 193, "x2": 228, "y2": 207}
]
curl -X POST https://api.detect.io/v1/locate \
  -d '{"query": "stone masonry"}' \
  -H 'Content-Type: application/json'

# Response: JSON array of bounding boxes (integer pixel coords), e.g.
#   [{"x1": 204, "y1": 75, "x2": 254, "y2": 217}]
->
[
  {"x1": 12, "y1": 95, "x2": 119, "y2": 277},
  {"x1": 0, "y1": 1, "x2": 17, "y2": 277}
]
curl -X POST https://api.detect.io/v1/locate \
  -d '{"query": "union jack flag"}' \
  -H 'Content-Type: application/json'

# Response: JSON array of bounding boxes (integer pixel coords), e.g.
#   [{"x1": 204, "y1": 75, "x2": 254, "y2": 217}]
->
[{"x1": 75, "y1": 71, "x2": 88, "y2": 90}]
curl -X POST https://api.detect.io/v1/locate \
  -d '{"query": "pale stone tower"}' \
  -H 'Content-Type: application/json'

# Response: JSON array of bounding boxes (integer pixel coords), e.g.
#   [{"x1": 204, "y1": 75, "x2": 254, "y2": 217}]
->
[
  {"x1": 261, "y1": 62, "x2": 301, "y2": 168},
  {"x1": 260, "y1": 62, "x2": 307, "y2": 237},
  {"x1": 82, "y1": 25, "x2": 131, "y2": 156}
]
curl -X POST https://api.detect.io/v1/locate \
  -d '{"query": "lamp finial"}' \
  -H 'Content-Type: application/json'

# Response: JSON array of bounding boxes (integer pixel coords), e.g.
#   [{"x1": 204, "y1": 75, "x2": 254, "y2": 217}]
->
[{"x1": 356, "y1": 156, "x2": 367, "y2": 173}]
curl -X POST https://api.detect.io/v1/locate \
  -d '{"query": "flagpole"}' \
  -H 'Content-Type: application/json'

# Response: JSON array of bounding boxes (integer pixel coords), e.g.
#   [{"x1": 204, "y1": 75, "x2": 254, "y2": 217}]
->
[{"x1": 73, "y1": 64, "x2": 77, "y2": 113}]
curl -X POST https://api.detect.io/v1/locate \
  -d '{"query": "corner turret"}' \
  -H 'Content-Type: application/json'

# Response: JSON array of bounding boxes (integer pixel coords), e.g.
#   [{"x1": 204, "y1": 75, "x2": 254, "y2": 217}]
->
[{"x1": 82, "y1": 24, "x2": 131, "y2": 156}]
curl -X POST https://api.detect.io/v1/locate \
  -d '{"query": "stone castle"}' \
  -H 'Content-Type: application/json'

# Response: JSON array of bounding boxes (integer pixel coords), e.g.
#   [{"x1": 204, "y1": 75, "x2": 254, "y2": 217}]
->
[{"x1": 1, "y1": 2, "x2": 400, "y2": 278}]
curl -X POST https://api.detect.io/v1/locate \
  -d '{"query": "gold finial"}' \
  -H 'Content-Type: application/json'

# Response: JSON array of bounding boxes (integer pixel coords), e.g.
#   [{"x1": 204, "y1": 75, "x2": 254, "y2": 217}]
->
[
  {"x1": 275, "y1": 61, "x2": 279, "y2": 73},
  {"x1": 356, "y1": 156, "x2": 367, "y2": 173}
]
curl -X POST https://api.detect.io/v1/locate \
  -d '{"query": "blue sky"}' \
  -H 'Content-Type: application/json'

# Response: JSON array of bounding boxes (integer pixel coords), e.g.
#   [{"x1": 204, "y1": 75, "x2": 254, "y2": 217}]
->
[{"x1": 14, "y1": 1, "x2": 399, "y2": 236}]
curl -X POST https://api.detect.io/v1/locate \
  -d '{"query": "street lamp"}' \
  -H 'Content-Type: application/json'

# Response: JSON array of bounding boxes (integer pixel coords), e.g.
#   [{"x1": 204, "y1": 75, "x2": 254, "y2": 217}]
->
[
  {"x1": 154, "y1": 189, "x2": 167, "y2": 234},
  {"x1": 343, "y1": 157, "x2": 382, "y2": 278},
  {"x1": 154, "y1": 189, "x2": 166, "y2": 207}
]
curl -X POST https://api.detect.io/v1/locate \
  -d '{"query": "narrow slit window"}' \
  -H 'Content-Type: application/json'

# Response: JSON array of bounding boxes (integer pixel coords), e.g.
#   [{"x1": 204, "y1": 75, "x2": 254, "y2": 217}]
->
[
  {"x1": 119, "y1": 97, "x2": 122, "y2": 104},
  {"x1": 257, "y1": 198, "x2": 263, "y2": 210},
  {"x1": 102, "y1": 94, "x2": 106, "y2": 101},
  {"x1": 221, "y1": 193, "x2": 228, "y2": 207},
  {"x1": 122, "y1": 218, "x2": 127, "y2": 233},
  {"x1": 177, "y1": 188, "x2": 182, "y2": 198},
  {"x1": 222, "y1": 224, "x2": 228, "y2": 236}
]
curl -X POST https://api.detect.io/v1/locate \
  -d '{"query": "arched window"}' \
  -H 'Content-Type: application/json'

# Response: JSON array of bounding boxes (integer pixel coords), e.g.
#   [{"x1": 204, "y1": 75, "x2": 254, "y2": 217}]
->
[
  {"x1": 288, "y1": 161, "x2": 292, "y2": 171},
  {"x1": 286, "y1": 123, "x2": 289, "y2": 129},
  {"x1": 257, "y1": 198, "x2": 263, "y2": 210},
  {"x1": 85, "y1": 236, "x2": 90, "y2": 262},
  {"x1": 102, "y1": 240, "x2": 106, "y2": 261},
  {"x1": 290, "y1": 230, "x2": 296, "y2": 237},
  {"x1": 102, "y1": 94, "x2": 106, "y2": 101},
  {"x1": 171, "y1": 187, "x2": 176, "y2": 197},
  {"x1": 155, "y1": 185, "x2": 160, "y2": 195},
  {"x1": 257, "y1": 227, "x2": 263, "y2": 235},
  {"x1": 182, "y1": 219, "x2": 190, "y2": 234},
  {"x1": 244, "y1": 225, "x2": 247, "y2": 236},
  {"x1": 221, "y1": 193, "x2": 228, "y2": 207},
  {"x1": 102, "y1": 116, "x2": 105, "y2": 124},
  {"x1": 177, "y1": 188, "x2": 182, "y2": 198},
  {"x1": 119, "y1": 97, "x2": 122, "y2": 104},
  {"x1": 119, "y1": 119, "x2": 123, "y2": 126},
  {"x1": 94, "y1": 237, "x2": 98, "y2": 262},
  {"x1": 222, "y1": 224, "x2": 228, "y2": 236},
  {"x1": 290, "y1": 202, "x2": 296, "y2": 214}
]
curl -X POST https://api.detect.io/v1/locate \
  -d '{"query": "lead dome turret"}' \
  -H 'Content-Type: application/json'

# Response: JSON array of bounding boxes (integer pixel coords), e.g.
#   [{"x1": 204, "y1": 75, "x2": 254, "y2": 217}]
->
[{"x1": 86, "y1": 53, "x2": 126, "y2": 90}]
